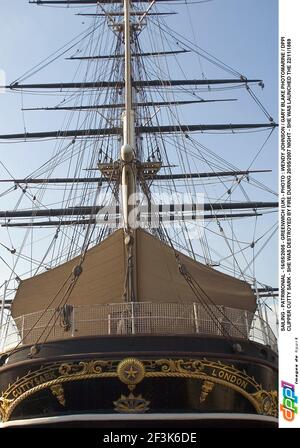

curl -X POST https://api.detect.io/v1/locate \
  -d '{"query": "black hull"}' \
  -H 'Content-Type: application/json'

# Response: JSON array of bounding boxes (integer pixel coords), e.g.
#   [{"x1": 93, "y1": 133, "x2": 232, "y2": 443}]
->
[{"x1": 0, "y1": 335, "x2": 278, "y2": 428}]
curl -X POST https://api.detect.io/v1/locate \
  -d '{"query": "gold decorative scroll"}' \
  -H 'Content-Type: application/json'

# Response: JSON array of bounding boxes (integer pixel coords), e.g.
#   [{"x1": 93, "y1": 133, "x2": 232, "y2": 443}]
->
[
  {"x1": 200, "y1": 380, "x2": 215, "y2": 403},
  {"x1": 50, "y1": 384, "x2": 66, "y2": 407},
  {"x1": 0, "y1": 357, "x2": 277, "y2": 422}
]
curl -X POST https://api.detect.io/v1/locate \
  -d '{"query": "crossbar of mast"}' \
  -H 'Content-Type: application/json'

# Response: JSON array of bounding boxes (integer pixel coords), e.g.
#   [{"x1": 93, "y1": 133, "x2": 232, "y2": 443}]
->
[
  {"x1": 0, "y1": 170, "x2": 271, "y2": 184},
  {"x1": 67, "y1": 50, "x2": 188, "y2": 60},
  {"x1": 0, "y1": 202, "x2": 278, "y2": 219},
  {"x1": 0, "y1": 123, "x2": 277, "y2": 140},
  {"x1": 5, "y1": 79, "x2": 262, "y2": 90},
  {"x1": 22, "y1": 99, "x2": 236, "y2": 112},
  {"x1": 76, "y1": 12, "x2": 177, "y2": 17},
  {"x1": 1, "y1": 213, "x2": 264, "y2": 227},
  {"x1": 30, "y1": 0, "x2": 201, "y2": 4}
]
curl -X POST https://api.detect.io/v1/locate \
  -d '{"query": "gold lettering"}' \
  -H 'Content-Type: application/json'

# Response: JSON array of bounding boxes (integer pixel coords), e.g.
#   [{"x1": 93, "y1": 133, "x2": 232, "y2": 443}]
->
[
  {"x1": 12, "y1": 389, "x2": 21, "y2": 398},
  {"x1": 20, "y1": 384, "x2": 29, "y2": 393},
  {"x1": 223, "y1": 372, "x2": 230, "y2": 382},
  {"x1": 212, "y1": 369, "x2": 248, "y2": 390},
  {"x1": 236, "y1": 378, "x2": 248, "y2": 390},
  {"x1": 229, "y1": 375, "x2": 236, "y2": 384}
]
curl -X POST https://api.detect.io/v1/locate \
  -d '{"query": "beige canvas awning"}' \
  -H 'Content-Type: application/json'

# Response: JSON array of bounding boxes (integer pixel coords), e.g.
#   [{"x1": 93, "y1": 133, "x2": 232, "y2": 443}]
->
[
  {"x1": 135, "y1": 229, "x2": 256, "y2": 312},
  {"x1": 12, "y1": 228, "x2": 256, "y2": 318}
]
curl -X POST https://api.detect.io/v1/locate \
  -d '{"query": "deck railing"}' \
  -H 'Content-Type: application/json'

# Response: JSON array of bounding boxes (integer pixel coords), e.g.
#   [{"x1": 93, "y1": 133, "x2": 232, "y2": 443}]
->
[{"x1": 0, "y1": 302, "x2": 277, "y2": 353}]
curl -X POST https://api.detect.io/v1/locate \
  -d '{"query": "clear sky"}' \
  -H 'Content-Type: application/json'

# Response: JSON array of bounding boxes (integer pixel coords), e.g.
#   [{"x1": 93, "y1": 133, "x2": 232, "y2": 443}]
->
[{"x1": 0, "y1": 0, "x2": 278, "y2": 292}]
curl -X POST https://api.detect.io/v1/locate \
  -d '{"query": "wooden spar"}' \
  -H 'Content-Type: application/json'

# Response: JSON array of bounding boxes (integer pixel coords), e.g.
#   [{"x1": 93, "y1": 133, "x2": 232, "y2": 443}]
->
[
  {"x1": 22, "y1": 99, "x2": 236, "y2": 112},
  {"x1": 67, "y1": 50, "x2": 187, "y2": 60},
  {"x1": 29, "y1": 0, "x2": 216, "y2": 4},
  {"x1": 0, "y1": 170, "x2": 272, "y2": 186},
  {"x1": 0, "y1": 123, "x2": 278, "y2": 140},
  {"x1": 258, "y1": 293, "x2": 279, "y2": 298},
  {"x1": 1, "y1": 213, "x2": 264, "y2": 228},
  {"x1": 256, "y1": 287, "x2": 279, "y2": 292},
  {"x1": 0, "y1": 170, "x2": 271, "y2": 184},
  {"x1": 76, "y1": 12, "x2": 178, "y2": 17},
  {"x1": 0, "y1": 202, "x2": 279, "y2": 219},
  {"x1": 5, "y1": 79, "x2": 262, "y2": 89},
  {"x1": 151, "y1": 170, "x2": 272, "y2": 180}
]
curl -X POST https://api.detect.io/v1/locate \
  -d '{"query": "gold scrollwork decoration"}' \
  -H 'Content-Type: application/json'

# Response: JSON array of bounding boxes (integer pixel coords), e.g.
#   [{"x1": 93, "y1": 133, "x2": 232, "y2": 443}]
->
[
  {"x1": 0, "y1": 357, "x2": 278, "y2": 422},
  {"x1": 50, "y1": 384, "x2": 66, "y2": 407},
  {"x1": 200, "y1": 380, "x2": 215, "y2": 403},
  {"x1": 251, "y1": 390, "x2": 278, "y2": 417},
  {"x1": 0, "y1": 397, "x2": 13, "y2": 421},
  {"x1": 154, "y1": 359, "x2": 205, "y2": 374},
  {"x1": 0, "y1": 360, "x2": 119, "y2": 422},
  {"x1": 59, "y1": 360, "x2": 113, "y2": 377}
]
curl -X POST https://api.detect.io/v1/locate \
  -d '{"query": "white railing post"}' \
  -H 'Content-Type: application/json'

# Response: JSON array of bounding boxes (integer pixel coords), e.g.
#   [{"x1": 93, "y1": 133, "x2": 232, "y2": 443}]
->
[
  {"x1": 131, "y1": 302, "x2": 135, "y2": 334},
  {"x1": 71, "y1": 307, "x2": 75, "y2": 337},
  {"x1": 254, "y1": 281, "x2": 269, "y2": 345},
  {"x1": 108, "y1": 314, "x2": 111, "y2": 335},
  {"x1": 193, "y1": 303, "x2": 199, "y2": 334},
  {"x1": 21, "y1": 315, "x2": 25, "y2": 341}
]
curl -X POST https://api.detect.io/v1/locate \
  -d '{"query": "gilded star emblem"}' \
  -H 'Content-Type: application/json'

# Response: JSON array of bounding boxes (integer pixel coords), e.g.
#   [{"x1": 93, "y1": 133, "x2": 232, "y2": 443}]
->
[
  {"x1": 125, "y1": 366, "x2": 139, "y2": 380},
  {"x1": 117, "y1": 358, "x2": 145, "y2": 386}
]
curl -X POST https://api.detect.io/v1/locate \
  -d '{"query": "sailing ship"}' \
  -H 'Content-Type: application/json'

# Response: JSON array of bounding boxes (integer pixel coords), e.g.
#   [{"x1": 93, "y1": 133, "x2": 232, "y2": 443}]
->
[{"x1": 0, "y1": 0, "x2": 278, "y2": 428}]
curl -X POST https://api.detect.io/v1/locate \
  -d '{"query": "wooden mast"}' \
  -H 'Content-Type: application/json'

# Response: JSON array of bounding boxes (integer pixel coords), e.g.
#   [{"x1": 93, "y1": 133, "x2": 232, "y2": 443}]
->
[{"x1": 121, "y1": 0, "x2": 137, "y2": 302}]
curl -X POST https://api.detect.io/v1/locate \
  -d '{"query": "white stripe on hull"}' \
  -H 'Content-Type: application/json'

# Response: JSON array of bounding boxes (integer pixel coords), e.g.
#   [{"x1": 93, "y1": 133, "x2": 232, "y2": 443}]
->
[{"x1": 0, "y1": 413, "x2": 278, "y2": 427}]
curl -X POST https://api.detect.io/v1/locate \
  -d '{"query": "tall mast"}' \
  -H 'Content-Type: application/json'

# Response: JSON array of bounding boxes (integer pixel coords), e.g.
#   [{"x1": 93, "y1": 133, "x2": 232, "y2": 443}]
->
[
  {"x1": 123, "y1": 0, "x2": 135, "y2": 149},
  {"x1": 121, "y1": 0, "x2": 137, "y2": 302}
]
